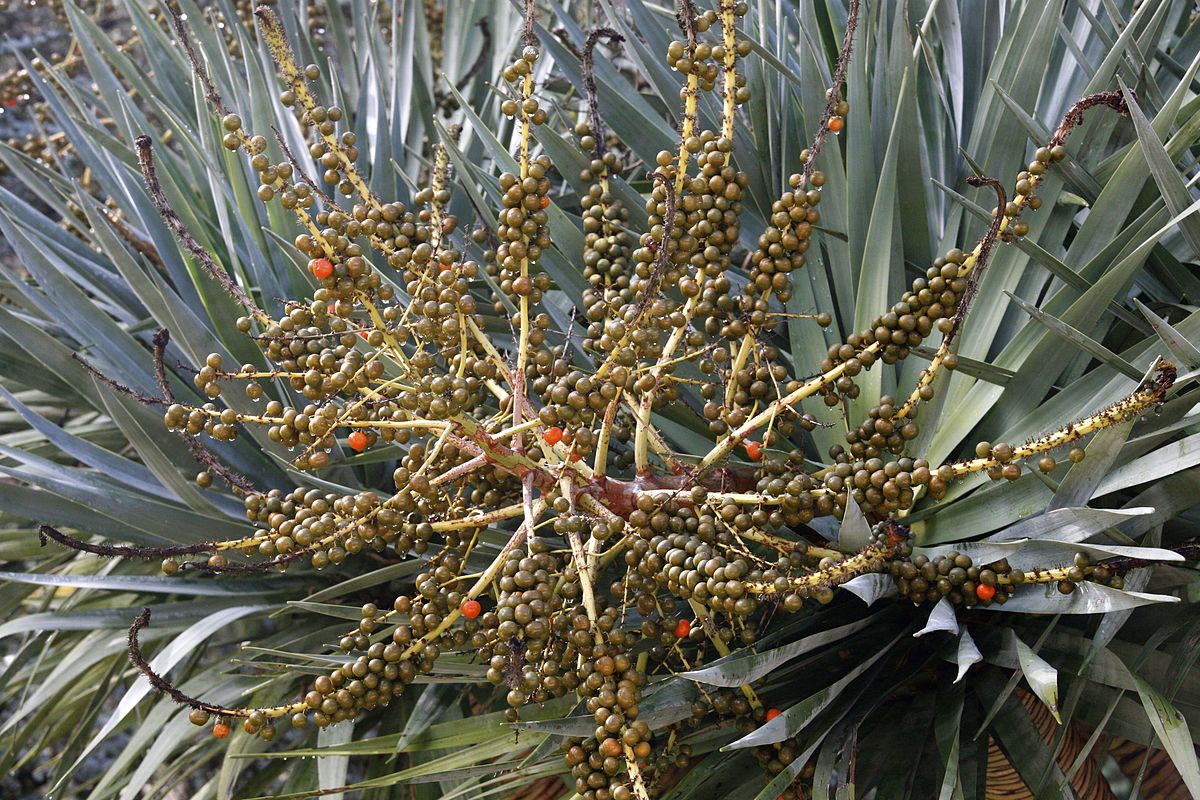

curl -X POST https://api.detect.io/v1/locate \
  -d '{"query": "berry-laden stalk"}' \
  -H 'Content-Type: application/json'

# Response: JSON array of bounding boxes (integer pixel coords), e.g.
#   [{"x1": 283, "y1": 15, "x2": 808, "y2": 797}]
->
[
  {"x1": 634, "y1": 0, "x2": 744, "y2": 473},
  {"x1": 583, "y1": 1, "x2": 702, "y2": 392},
  {"x1": 687, "y1": 598, "x2": 763, "y2": 711},
  {"x1": 255, "y1": 6, "x2": 382, "y2": 212},
  {"x1": 941, "y1": 359, "x2": 1175, "y2": 480},
  {"x1": 515, "y1": 60, "x2": 536, "y2": 438},
  {"x1": 724, "y1": 0, "x2": 859, "y2": 416},
  {"x1": 892, "y1": 92, "x2": 1129, "y2": 423},
  {"x1": 135, "y1": 137, "x2": 270, "y2": 324},
  {"x1": 744, "y1": 537, "x2": 900, "y2": 597},
  {"x1": 166, "y1": 7, "x2": 432, "y2": 383},
  {"x1": 696, "y1": 342, "x2": 882, "y2": 475},
  {"x1": 674, "y1": 0, "x2": 702, "y2": 198}
]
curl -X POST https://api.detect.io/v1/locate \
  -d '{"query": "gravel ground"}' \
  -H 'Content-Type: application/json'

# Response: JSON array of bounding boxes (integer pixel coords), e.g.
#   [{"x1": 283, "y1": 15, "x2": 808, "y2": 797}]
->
[
  {"x1": 2, "y1": 6, "x2": 60, "y2": 269},
  {"x1": 0, "y1": 1, "x2": 99, "y2": 271}
]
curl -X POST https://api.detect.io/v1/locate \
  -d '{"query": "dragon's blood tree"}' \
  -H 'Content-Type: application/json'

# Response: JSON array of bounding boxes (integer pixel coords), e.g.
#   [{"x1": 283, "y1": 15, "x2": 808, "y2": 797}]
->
[{"x1": 32, "y1": 1, "x2": 1199, "y2": 798}]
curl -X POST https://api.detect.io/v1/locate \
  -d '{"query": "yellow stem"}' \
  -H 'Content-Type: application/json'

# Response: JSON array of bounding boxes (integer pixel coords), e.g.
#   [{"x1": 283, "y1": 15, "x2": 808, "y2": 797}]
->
[{"x1": 687, "y1": 598, "x2": 761, "y2": 710}]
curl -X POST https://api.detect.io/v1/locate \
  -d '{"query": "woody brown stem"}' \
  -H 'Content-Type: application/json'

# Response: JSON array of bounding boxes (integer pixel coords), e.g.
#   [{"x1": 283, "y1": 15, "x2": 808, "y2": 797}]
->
[
  {"x1": 40, "y1": 524, "x2": 212, "y2": 558},
  {"x1": 135, "y1": 137, "x2": 266, "y2": 320},
  {"x1": 801, "y1": 0, "x2": 860, "y2": 188},
  {"x1": 129, "y1": 608, "x2": 260, "y2": 718},
  {"x1": 582, "y1": 28, "x2": 624, "y2": 164}
]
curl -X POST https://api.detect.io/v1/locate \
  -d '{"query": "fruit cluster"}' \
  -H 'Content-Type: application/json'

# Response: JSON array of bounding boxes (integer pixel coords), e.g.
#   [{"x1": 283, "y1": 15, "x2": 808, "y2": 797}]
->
[{"x1": 34, "y1": 4, "x2": 1183, "y2": 800}]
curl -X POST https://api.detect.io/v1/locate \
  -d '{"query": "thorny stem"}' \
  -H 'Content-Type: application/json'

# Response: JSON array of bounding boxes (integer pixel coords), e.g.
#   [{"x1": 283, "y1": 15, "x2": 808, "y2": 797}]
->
[
  {"x1": 632, "y1": 173, "x2": 679, "y2": 472},
  {"x1": 455, "y1": 18, "x2": 492, "y2": 91},
  {"x1": 129, "y1": 608, "x2": 253, "y2": 717},
  {"x1": 623, "y1": 743, "x2": 653, "y2": 800},
  {"x1": 166, "y1": 4, "x2": 229, "y2": 115},
  {"x1": 718, "y1": 0, "x2": 738, "y2": 143},
  {"x1": 40, "y1": 525, "x2": 212, "y2": 559},
  {"x1": 951, "y1": 175, "x2": 1006, "y2": 335},
  {"x1": 745, "y1": 540, "x2": 898, "y2": 595},
  {"x1": 895, "y1": 92, "x2": 1129, "y2": 421},
  {"x1": 73, "y1": 353, "x2": 162, "y2": 406},
  {"x1": 565, "y1": 521, "x2": 600, "y2": 641},
  {"x1": 522, "y1": 0, "x2": 538, "y2": 48},
  {"x1": 943, "y1": 360, "x2": 1174, "y2": 479},
  {"x1": 512, "y1": 13, "x2": 538, "y2": 440},
  {"x1": 674, "y1": 0, "x2": 700, "y2": 198},
  {"x1": 801, "y1": 0, "x2": 860, "y2": 189},
  {"x1": 135, "y1": 137, "x2": 266, "y2": 322},
  {"x1": 592, "y1": 387, "x2": 623, "y2": 480},
  {"x1": 151, "y1": 329, "x2": 259, "y2": 494},
  {"x1": 582, "y1": 28, "x2": 624, "y2": 164}
]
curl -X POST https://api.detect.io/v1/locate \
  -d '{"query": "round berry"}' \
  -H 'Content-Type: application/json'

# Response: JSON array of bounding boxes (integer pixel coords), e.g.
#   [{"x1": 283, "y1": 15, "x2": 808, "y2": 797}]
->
[
  {"x1": 975, "y1": 583, "x2": 996, "y2": 601},
  {"x1": 461, "y1": 599, "x2": 482, "y2": 619},
  {"x1": 544, "y1": 426, "x2": 564, "y2": 445},
  {"x1": 347, "y1": 431, "x2": 369, "y2": 452},
  {"x1": 213, "y1": 721, "x2": 231, "y2": 739},
  {"x1": 310, "y1": 258, "x2": 334, "y2": 279},
  {"x1": 744, "y1": 441, "x2": 762, "y2": 461},
  {"x1": 674, "y1": 619, "x2": 692, "y2": 638},
  {"x1": 765, "y1": 708, "x2": 782, "y2": 721}
]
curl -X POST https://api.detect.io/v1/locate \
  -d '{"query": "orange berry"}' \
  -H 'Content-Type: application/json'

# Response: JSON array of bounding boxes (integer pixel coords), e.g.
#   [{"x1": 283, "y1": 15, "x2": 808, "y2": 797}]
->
[
  {"x1": 765, "y1": 708, "x2": 782, "y2": 722},
  {"x1": 975, "y1": 583, "x2": 996, "y2": 601},
  {"x1": 540, "y1": 196, "x2": 550, "y2": 209},
  {"x1": 461, "y1": 599, "x2": 482, "y2": 619},
  {"x1": 828, "y1": 116, "x2": 845, "y2": 132},
  {"x1": 674, "y1": 619, "x2": 691, "y2": 638},
  {"x1": 358, "y1": 330, "x2": 369, "y2": 339},
  {"x1": 310, "y1": 258, "x2": 334, "y2": 279},
  {"x1": 213, "y1": 721, "x2": 230, "y2": 739},
  {"x1": 347, "y1": 431, "x2": 369, "y2": 452},
  {"x1": 544, "y1": 426, "x2": 564, "y2": 445},
  {"x1": 327, "y1": 304, "x2": 336, "y2": 314},
  {"x1": 744, "y1": 441, "x2": 762, "y2": 461}
]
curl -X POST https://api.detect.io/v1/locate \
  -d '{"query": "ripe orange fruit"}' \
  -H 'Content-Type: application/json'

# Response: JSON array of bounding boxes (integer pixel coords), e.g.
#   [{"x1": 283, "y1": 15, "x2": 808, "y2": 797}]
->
[
  {"x1": 540, "y1": 196, "x2": 550, "y2": 209},
  {"x1": 674, "y1": 619, "x2": 691, "y2": 638},
  {"x1": 347, "y1": 431, "x2": 369, "y2": 452},
  {"x1": 975, "y1": 583, "x2": 996, "y2": 601},
  {"x1": 461, "y1": 599, "x2": 482, "y2": 619},
  {"x1": 310, "y1": 258, "x2": 334, "y2": 279},
  {"x1": 766, "y1": 708, "x2": 782, "y2": 721},
  {"x1": 213, "y1": 721, "x2": 230, "y2": 739},
  {"x1": 828, "y1": 115, "x2": 845, "y2": 132},
  {"x1": 744, "y1": 441, "x2": 762, "y2": 461},
  {"x1": 544, "y1": 426, "x2": 564, "y2": 445}
]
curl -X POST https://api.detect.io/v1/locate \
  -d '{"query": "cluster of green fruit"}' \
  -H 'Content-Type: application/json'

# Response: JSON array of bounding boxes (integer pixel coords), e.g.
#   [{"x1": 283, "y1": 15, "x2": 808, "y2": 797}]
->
[{"x1": 37, "y1": 4, "x2": 1175, "y2": 799}]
